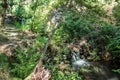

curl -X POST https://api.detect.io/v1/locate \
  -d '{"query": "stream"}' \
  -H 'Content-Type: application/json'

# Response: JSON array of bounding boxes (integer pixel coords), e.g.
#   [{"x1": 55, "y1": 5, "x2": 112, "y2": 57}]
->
[{"x1": 71, "y1": 49, "x2": 120, "y2": 80}]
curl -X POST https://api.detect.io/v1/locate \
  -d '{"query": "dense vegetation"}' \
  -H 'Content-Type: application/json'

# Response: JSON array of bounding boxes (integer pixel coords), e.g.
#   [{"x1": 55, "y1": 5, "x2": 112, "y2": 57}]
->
[{"x1": 0, "y1": 0, "x2": 120, "y2": 80}]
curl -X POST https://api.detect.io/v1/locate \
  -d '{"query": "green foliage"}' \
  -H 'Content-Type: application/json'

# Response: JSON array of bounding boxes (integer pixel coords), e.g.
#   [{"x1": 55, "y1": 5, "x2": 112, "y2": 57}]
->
[
  {"x1": 98, "y1": 23, "x2": 115, "y2": 43},
  {"x1": 14, "y1": 22, "x2": 21, "y2": 28},
  {"x1": 35, "y1": 35, "x2": 48, "y2": 48},
  {"x1": 0, "y1": 0, "x2": 2, "y2": 12},
  {"x1": 9, "y1": 48, "x2": 39, "y2": 79},
  {"x1": 52, "y1": 71, "x2": 82, "y2": 80},
  {"x1": 59, "y1": 45, "x2": 69, "y2": 55},
  {"x1": 88, "y1": 22, "x2": 116, "y2": 48},
  {"x1": 0, "y1": 54, "x2": 8, "y2": 69},
  {"x1": 90, "y1": 6, "x2": 106, "y2": 17},
  {"x1": 108, "y1": 36, "x2": 120, "y2": 58},
  {"x1": 0, "y1": 54, "x2": 10, "y2": 80},
  {"x1": 60, "y1": 11, "x2": 94, "y2": 42},
  {"x1": 20, "y1": 24, "x2": 30, "y2": 30},
  {"x1": 113, "y1": 69, "x2": 120, "y2": 74},
  {"x1": 0, "y1": 6, "x2": 2, "y2": 13},
  {"x1": 11, "y1": 77, "x2": 22, "y2": 80},
  {"x1": 89, "y1": 50, "x2": 100, "y2": 60},
  {"x1": 2, "y1": 0, "x2": 120, "y2": 79},
  {"x1": 46, "y1": 65, "x2": 83, "y2": 80},
  {"x1": 32, "y1": 20, "x2": 46, "y2": 34},
  {"x1": 14, "y1": 5, "x2": 26, "y2": 17},
  {"x1": 113, "y1": 4, "x2": 120, "y2": 22}
]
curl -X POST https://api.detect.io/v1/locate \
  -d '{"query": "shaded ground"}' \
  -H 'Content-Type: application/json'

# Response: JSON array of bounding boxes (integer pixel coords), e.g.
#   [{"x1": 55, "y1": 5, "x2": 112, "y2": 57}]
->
[
  {"x1": 0, "y1": 26, "x2": 36, "y2": 56},
  {"x1": 0, "y1": 26, "x2": 38, "y2": 80},
  {"x1": 80, "y1": 61, "x2": 120, "y2": 80},
  {"x1": 0, "y1": 26, "x2": 120, "y2": 80},
  {"x1": 69, "y1": 42, "x2": 120, "y2": 80}
]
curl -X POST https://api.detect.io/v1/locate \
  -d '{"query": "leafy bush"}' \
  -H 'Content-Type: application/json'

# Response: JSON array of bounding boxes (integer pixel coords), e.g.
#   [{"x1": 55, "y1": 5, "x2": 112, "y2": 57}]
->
[
  {"x1": 0, "y1": 54, "x2": 10, "y2": 80},
  {"x1": 58, "y1": 11, "x2": 95, "y2": 42},
  {"x1": 89, "y1": 22, "x2": 115, "y2": 46},
  {"x1": 108, "y1": 36, "x2": 120, "y2": 59},
  {"x1": 113, "y1": 69, "x2": 120, "y2": 74},
  {"x1": 14, "y1": 5, "x2": 26, "y2": 17},
  {"x1": 9, "y1": 48, "x2": 39, "y2": 79},
  {"x1": 113, "y1": 4, "x2": 120, "y2": 22},
  {"x1": 0, "y1": 54, "x2": 8, "y2": 69},
  {"x1": 46, "y1": 65, "x2": 83, "y2": 80},
  {"x1": 52, "y1": 71, "x2": 82, "y2": 80}
]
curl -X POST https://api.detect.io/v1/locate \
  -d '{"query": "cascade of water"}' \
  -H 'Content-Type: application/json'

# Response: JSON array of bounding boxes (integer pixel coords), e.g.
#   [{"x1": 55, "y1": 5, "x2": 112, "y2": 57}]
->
[
  {"x1": 71, "y1": 49, "x2": 90, "y2": 71},
  {"x1": 71, "y1": 50, "x2": 80, "y2": 61},
  {"x1": 70, "y1": 47, "x2": 120, "y2": 80},
  {"x1": 73, "y1": 59, "x2": 89, "y2": 67}
]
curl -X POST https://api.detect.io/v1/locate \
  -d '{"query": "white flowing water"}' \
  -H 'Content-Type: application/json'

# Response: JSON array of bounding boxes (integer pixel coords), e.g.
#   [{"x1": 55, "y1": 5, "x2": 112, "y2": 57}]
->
[{"x1": 71, "y1": 51, "x2": 120, "y2": 80}]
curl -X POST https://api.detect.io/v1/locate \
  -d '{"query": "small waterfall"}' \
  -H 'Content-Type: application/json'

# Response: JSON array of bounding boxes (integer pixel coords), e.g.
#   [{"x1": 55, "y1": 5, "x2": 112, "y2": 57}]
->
[
  {"x1": 73, "y1": 59, "x2": 89, "y2": 67},
  {"x1": 71, "y1": 49, "x2": 80, "y2": 61},
  {"x1": 70, "y1": 47, "x2": 119, "y2": 80},
  {"x1": 71, "y1": 49, "x2": 90, "y2": 71}
]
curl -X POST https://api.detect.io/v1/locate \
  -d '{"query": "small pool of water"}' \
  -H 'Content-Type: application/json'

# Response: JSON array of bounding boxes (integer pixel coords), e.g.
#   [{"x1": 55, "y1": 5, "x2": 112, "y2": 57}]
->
[{"x1": 72, "y1": 59, "x2": 120, "y2": 80}]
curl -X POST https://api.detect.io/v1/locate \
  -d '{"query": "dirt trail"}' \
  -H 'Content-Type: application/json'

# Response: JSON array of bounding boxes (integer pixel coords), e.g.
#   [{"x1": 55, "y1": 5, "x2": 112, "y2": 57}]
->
[{"x1": 0, "y1": 26, "x2": 36, "y2": 56}]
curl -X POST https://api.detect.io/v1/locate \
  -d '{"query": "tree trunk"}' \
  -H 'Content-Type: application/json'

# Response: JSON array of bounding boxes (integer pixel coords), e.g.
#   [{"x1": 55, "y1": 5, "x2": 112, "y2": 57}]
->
[
  {"x1": 0, "y1": 14, "x2": 2, "y2": 27},
  {"x1": 25, "y1": 23, "x2": 59, "y2": 80},
  {"x1": 0, "y1": 0, "x2": 8, "y2": 27},
  {"x1": 25, "y1": 8, "x2": 63, "y2": 80}
]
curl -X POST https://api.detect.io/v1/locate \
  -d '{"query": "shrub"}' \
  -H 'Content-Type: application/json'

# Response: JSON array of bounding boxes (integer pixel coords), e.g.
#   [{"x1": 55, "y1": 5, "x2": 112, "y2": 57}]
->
[
  {"x1": 58, "y1": 11, "x2": 95, "y2": 42},
  {"x1": 113, "y1": 4, "x2": 120, "y2": 22},
  {"x1": 9, "y1": 48, "x2": 39, "y2": 79},
  {"x1": 107, "y1": 36, "x2": 120, "y2": 59},
  {"x1": 0, "y1": 54, "x2": 10, "y2": 80},
  {"x1": 113, "y1": 69, "x2": 120, "y2": 74},
  {"x1": 45, "y1": 65, "x2": 83, "y2": 80}
]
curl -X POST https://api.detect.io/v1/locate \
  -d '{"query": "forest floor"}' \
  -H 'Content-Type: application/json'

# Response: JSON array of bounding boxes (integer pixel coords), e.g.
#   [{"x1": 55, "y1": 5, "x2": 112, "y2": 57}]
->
[
  {"x1": 0, "y1": 26, "x2": 120, "y2": 80},
  {"x1": 0, "y1": 26, "x2": 36, "y2": 56}
]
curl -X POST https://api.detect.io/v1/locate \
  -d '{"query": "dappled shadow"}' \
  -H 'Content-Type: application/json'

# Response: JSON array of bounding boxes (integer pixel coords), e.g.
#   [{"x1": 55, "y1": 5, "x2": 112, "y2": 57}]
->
[
  {"x1": 66, "y1": 39, "x2": 120, "y2": 80},
  {"x1": 79, "y1": 61, "x2": 120, "y2": 80},
  {"x1": 0, "y1": 26, "x2": 36, "y2": 56}
]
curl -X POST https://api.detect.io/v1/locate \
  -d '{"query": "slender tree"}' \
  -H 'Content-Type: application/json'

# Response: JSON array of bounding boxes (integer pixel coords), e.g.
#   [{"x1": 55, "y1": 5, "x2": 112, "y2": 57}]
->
[
  {"x1": 25, "y1": 8, "x2": 63, "y2": 80},
  {"x1": 0, "y1": 0, "x2": 8, "y2": 27}
]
